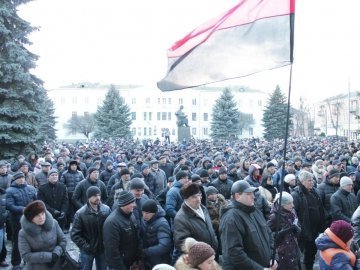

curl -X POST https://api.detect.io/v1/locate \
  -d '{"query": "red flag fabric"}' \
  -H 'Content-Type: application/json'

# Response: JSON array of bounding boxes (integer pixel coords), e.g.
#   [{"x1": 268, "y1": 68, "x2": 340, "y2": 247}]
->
[{"x1": 157, "y1": 0, "x2": 295, "y2": 91}]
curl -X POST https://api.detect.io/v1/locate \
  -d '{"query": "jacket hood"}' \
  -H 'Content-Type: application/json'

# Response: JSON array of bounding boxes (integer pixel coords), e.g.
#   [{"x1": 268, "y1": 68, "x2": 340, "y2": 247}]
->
[
  {"x1": 20, "y1": 211, "x2": 54, "y2": 237},
  {"x1": 315, "y1": 233, "x2": 340, "y2": 251}
]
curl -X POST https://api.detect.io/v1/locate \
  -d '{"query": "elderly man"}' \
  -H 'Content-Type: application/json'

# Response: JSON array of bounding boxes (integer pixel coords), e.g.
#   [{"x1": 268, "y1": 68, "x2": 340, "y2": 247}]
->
[
  {"x1": 330, "y1": 176, "x2": 358, "y2": 223},
  {"x1": 173, "y1": 183, "x2": 218, "y2": 262},
  {"x1": 292, "y1": 171, "x2": 325, "y2": 270},
  {"x1": 220, "y1": 180, "x2": 275, "y2": 270}
]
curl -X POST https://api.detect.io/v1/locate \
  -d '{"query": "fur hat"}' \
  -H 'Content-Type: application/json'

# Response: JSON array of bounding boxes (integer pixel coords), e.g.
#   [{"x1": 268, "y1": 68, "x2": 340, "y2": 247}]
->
[
  {"x1": 24, "y1": 200, "x2": 46, "y2": 221},
  {"x1": 180, "y1": 183, "x2": 200, "y2": 199},
  {"x1": 328, "y1": 169, "x2": 341, "y2": 179},
  {"x1": 86, "y1": 186, "x2": 101, "y2": 199},
  {"x1": 141, "y1": 199, "x2": 158, "y2": 213},
  {"x1": 330, "y1": 220, "x2": 354, "y2": 244},
  {"x1": 117, "y1": 191, "x2": 136, "y2": 207},
  {"x1": 187, "y1": 240, "x2": 215, "y2": 267},
  {"x1": 120, "y1": 168, "x2": 130, "y2": 176}
]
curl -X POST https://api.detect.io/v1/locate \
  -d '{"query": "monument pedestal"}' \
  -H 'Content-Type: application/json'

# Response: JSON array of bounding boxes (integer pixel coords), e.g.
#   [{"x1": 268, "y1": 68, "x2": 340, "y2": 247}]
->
[{"x1": 178, "y1": 126, "x2": 191, "y2": 142}]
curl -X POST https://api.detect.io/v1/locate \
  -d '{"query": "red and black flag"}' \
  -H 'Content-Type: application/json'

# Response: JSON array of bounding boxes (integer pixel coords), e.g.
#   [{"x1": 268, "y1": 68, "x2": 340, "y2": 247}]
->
[{"x1": 158, "y1": 0, "x2": 295, "y2": 91}]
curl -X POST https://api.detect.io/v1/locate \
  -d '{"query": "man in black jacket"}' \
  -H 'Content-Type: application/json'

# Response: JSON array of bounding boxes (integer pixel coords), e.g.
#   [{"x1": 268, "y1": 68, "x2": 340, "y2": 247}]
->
[
  {"x1": 71, "y1": 186, "x2": 111, "y2": 270},
  {"x1": 103, "y1": 191, "x2": 140, "y2": 270},
  {"x1": 220, "y1": 180, "x2": 276, "y2": 270},
  {"x1": 37, "y1": 169, "x2": 68, "y2": 230}
]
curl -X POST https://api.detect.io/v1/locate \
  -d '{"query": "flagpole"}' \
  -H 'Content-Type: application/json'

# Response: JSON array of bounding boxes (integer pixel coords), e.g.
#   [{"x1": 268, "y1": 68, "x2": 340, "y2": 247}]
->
[{"x1": 272, "y1": 63, "x2": 293, "y2": 265}]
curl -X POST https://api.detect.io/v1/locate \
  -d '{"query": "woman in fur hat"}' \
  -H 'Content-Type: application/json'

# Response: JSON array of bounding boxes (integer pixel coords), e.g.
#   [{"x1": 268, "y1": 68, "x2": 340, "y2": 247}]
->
[
  {"x1": 18, "y1": 200, "x2": 67, "y2": 270},
  {"x1": 175, "y1": 237, "x2": 221, "y2": 270}
]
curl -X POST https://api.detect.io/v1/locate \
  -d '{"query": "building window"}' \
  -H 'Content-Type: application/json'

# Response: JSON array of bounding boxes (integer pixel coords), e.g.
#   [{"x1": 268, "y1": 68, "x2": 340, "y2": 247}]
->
[
  {"x1": 203, "y1": 128, "x2": 208, "y2": 136},
  {"x1": 162, "y1": 98, "x2": 166, "y2": 104},
  {"x1": 71, "y1": 112, "x2": 77, "y2": 135},
  {"x1": 192, "y1": 128, "x2": 196, "y2": 135},
  {"x1": 192, "y1": 99, "x2": 197, "y2": 106},
  {"x1": 157, "y1": 112, "x2": 161, "y2": 121},
  {"x1": 157, "y1": 98, "x2": 161, "y2": 104},
  {"x1": 154, "y1": 126, "x2": 157, "y2": 136},
  {"x1": 168, "y1": 112, "x2": 171, "y2": 121},
  {"x1": 144, "y1": 128, "x2": 147, "y2": 136},
  {"x1": 162, "y1": 112, "x2": 167, "y2": 120},
  {"x1": 143, "y1": 112, "x2": 147, "y2": 121},
  {"x1": 84, "y1": 97, "x2": 89, "y2": 104},
  {"x1": 131, "y1": 112, "x2": 136, "y2": 120},
  {"x1": 137, "y1": 127, "x2": 141, "y2": 136},
  {"x1": 192, "y1": 113, "x2": 197, "y2": 121},
  {"x1": 258, "y1": 100, "x2": 262, "y2": 106},
  {"x1": 61, "y1": 97, "x2": 65, "y2": 104},
  {"x1": 149, "y1": 127, "x2": 152, "y2": 136},
  {"x1": 203, "y1": 113, "x2": 208, "y2": 121},
  {"x1": 131, "y1": 98, "x2": 136, "y2": 104},
  {"x1": 72, "y1": 97, "x2": 77, "y2": 104},
  {"x1": 149, "y1": 112, "x2": 152, "y2": 121},
  {"x1": 132, "y1": 128, "x2": 136, "y2": 136},
  {"x1": 179, "y1": 98, "x2": 183, "y2": 105},
  {"x1": 72, "y1": 111, "x2": 77, "y2": 118},
  {"x1": 249, "y1": 127, "x2": 253, "y2": 136},
  {"x1": 168, "y1": 98, "x2": 172, "y2": 104},
  {"x1": 145, "y1": 97, "x2": 150, "y2": 104}
]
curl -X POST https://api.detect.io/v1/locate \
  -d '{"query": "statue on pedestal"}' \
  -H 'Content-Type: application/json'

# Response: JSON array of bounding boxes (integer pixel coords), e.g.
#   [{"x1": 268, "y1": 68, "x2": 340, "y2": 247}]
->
[{"x1": 175, "y1": 105, "x2": 189, "y2": 127}]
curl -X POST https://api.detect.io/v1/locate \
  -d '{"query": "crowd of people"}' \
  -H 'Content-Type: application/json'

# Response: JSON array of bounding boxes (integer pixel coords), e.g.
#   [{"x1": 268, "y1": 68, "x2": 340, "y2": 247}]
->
[{"x1": 1, "y1": 136, "x2": 360, "y2": 269}]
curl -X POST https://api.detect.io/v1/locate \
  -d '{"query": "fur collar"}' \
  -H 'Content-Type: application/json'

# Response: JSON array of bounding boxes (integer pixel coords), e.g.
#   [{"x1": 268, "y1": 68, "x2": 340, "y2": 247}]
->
[{"x1": 20, "y1": 210, "x2": 54, "y2": 237}]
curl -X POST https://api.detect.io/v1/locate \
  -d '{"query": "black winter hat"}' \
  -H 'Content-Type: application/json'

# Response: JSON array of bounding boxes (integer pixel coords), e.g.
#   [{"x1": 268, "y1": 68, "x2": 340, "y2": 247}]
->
[
  {"x1": 199, "y1": 169, "x2": 209, "y2": 178},
  {"x1": 176, "y1": 171, "x2": 188, "y2": 181},
  {"x1": 130, "y1": 178, "x2": 145, "y2": 190},
  {"x1": 120, "y1": 168, "x2": 130, "y2": 176},
  {"x1": 141, "y1": 199, "x2": 158, "y2": 213},
  {"x1": 191, "y1": 174, "x2": 201, "y2": 182},
  {"x1": 87, "y1": 167, "x2": 99, "y2": 176},
  {"x1": 86, "y1": 186, "x2": 101, "y2": 199}
]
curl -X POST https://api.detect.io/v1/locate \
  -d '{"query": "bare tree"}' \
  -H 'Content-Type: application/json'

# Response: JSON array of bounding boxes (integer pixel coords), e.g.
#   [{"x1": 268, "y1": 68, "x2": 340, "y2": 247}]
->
[
  {"x1": 326, "y1": 98, "x2": 341, "y2": 136},
  {"x1": 64, "y1": 113, "x2": 95, "y2": 139}
]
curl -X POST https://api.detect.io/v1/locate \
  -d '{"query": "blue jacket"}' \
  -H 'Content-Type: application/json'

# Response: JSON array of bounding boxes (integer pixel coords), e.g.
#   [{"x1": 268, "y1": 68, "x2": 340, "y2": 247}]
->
[
  {"x1": 316, "y1": 231, "x2": 356, "y2": 270},
  {"x1": 165, "y1": 181, "x2": 183, "y2": 219},
  {"x1": 141, "y1": 207, "x2": 172, "y2": 267},
  {"x1": 6, "y1": 182, "x2": 36, "y2": 221}
]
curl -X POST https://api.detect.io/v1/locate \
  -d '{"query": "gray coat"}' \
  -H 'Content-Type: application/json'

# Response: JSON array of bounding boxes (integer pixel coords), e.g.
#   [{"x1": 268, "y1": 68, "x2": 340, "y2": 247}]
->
[{"x1": 18, "y1": 211, "x2": 67, "y2": 270}]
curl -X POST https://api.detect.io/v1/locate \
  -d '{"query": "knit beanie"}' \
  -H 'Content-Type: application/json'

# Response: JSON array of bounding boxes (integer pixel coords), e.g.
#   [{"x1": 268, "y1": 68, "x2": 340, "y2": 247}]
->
[
  {"x1": 199, "y1": 169, "x2": 209, "y2": 178},
  {"x1": 87, "y1": 167, "x2": 99, "y2": 176},
  {"x1": 330, "y1": 220, "x2": 354, "y2": 244},
  {"x1": 188, "y1": 241, "x2": 215, "y2": 267},
  {"x1": 284, "y1": 174, "x2": 296, "y2": 184},
  {"x1": 340, "y1": 176, "x2": 353, "y2": 187},
  {"x1": 205, "y1": 186, "x2": 218, "y2": 196},
  {"x1": 141, "y1": 199, "x2": 158, "y2": 213},
  {"x1": 24, "y1": 200, "x2": 46, "y2": 221},
  {"x1": 117, "y1": 191, "x2": 136, "y2": 207},
  {"x1": 12, "y1": 172, "x2": 25, "y2": 182},
  {"x1": 130, "y1": 178, "x2": 145, "y2": 190},
  {"x1": 274, "y1": 192, "x2": 293, "y2": 206},
  {"x1": 86, "y1": 186, "x2": 101, "y2": 199}
]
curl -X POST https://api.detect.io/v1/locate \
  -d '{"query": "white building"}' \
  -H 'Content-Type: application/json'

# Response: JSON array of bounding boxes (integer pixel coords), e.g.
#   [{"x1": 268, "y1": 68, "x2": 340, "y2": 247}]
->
[{"x1": 48, "y1": 84, "x2": 269, "y2": 141}]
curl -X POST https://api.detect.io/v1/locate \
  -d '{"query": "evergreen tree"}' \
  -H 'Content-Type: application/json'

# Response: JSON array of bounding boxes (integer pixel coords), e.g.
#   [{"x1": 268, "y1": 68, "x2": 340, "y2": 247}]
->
[
  {"x1": 0, "y1": 1, "x2": 55, "y2": 158},
  {"x1": 94, "y1": 85, "x2": 132, "y2": 139},
  {"x1": 262, "y1": 85, "x2": 293, "y2": 140},
  {"x1": 37, "y1": 89, "x2": 57, "y2": 143},
  {"x1": 210, "y1": 88, "x2": 245, "y2": 140}
]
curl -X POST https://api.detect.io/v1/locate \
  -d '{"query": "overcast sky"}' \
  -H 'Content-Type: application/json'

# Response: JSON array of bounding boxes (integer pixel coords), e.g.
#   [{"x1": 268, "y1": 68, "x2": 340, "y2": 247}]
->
[{"x1": 18, "y1": 0, "x2": 360, "y2": 104}]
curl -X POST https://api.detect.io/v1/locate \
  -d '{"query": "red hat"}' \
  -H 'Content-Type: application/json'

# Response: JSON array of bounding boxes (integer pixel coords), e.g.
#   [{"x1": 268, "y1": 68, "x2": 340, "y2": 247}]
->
[{"x1": 330, "y1": 220, "x2": 354, "y2": 243}]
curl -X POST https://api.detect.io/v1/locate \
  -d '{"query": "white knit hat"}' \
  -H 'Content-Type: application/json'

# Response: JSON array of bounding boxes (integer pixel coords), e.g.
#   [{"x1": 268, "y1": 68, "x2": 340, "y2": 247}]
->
[{"x1": 284, "y1": 174, "x2": 296, "y2": 183}]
